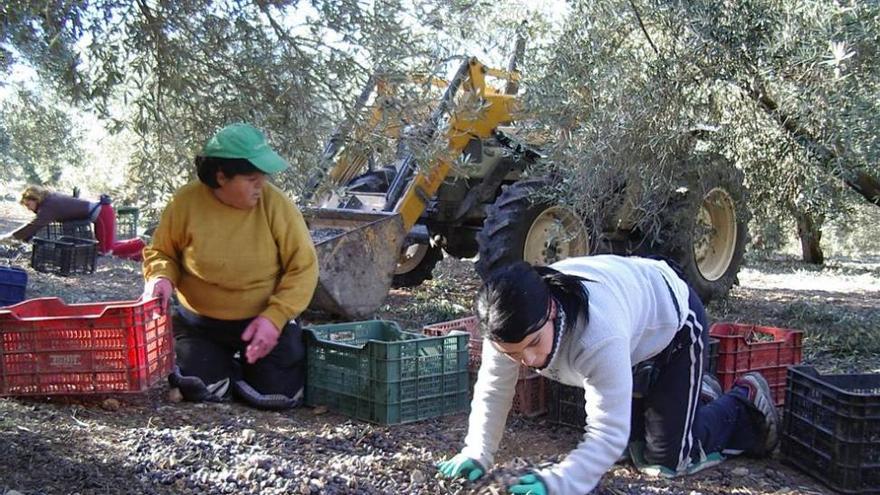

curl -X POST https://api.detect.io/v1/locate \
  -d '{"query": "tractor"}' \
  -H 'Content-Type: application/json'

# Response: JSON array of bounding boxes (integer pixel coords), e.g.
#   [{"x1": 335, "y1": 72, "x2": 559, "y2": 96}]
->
[{"x1": 300, "y1": 43, "x2": 747, "y2": 319}]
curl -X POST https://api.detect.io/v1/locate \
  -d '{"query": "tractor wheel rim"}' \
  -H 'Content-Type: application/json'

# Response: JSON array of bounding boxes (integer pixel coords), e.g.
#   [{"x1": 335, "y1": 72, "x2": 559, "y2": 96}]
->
[
  {"x1": 524, "y1": 206, "x2": 589, "y2": 266},
  {"x1": 695, "y1": 188, "x2": 737, "y2": 281},
  {"x1": 395, "y1": 243, "x2": 429, "y2": 274}
]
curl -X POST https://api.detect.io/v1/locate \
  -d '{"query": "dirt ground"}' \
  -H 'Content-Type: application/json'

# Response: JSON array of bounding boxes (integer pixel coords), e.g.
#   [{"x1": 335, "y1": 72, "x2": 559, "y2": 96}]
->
[{"x1": 1, "y1": 203, "x2": 878, "y2": 495}]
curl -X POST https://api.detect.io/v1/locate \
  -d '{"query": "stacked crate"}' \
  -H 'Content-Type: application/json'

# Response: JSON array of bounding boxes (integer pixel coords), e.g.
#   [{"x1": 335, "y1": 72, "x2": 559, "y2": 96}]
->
[
  {"x1": 37, "y1": 219, "x2": 95, "y2": 241},
  {"x1": 115, "y1": 206, "x2": 140, "y2": 240},
  {"x1": 422, "y1": 316, "x2": 548, "y2": 417},
  {"x1": 781, "y1": 366, "x2": 880, "y2": 494},
  {"x1": 32, "y1": 219, "x2": 98, "y2": 276}
]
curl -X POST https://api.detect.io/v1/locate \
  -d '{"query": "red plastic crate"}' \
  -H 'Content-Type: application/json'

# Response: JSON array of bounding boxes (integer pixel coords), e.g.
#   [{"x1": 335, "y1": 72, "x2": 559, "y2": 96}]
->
[
  {"x1": 0, "y1": 297, "x2": 173, "y2": 396},
  {"x1": 423, "y1": 316, "x2": 481, "y2": 365},
  {"x1": 511, "y1": 372, "x2": 548, "y2": 417},
  {"x1": 710, "y1": 322, "x2": 804, "y2": 406},
  {"x1": 423, "y1": 316, "x2": 546, "y2": 416},
  {"x1": 422, "y1": 316, "x2": 530, "y2": 379}
]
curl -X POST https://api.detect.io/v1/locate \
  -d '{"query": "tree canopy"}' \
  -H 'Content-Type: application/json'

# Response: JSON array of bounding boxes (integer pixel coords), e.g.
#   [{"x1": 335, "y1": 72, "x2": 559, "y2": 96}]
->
[
  {"x1": 1, "y1": 0, "x2": 878, "y2": 255},
  {"x1": 517, "y1": 0, "x2": 879, "y2": 255},
  {"x1": 0, "y1": 88, "x2": 84, "y2": 186}
]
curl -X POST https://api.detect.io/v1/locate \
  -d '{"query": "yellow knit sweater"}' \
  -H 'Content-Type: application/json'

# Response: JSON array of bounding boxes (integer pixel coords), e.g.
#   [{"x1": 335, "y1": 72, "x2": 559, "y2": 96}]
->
[{"x1": 143, "y1": 181, "x2": 318, "y2": 330}]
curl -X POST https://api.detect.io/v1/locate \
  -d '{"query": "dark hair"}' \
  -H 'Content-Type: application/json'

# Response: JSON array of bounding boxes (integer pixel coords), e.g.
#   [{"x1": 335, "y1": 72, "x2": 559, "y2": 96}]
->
[
  {"x1": 476, "y1": 261, "x2": 590, "y2": 343},
  {"x1": 195, "y1": 156, "x2": 262, "y2": 188}
]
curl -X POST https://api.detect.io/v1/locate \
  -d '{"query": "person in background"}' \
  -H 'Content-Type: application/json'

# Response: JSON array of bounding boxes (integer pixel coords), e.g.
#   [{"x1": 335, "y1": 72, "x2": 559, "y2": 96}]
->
[
  {"x1": 2, "y1": 185, "x2": 146, "y2": 261},
  {"x1": 437, "y1": 256, "x2": 778, "y2": 494},
  {"x1": 141, "y1": 122, "x2": 318, "y2": 410}
]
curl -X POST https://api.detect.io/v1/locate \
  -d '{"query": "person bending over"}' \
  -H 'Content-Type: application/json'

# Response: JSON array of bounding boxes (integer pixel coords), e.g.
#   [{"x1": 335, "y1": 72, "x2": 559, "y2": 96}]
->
[
  {"x1": 438, "y1": 255, "x2": 778, "y2": 494},
  {"x1": 4, "y1": 185, "x2": 145, "y2": 261}
]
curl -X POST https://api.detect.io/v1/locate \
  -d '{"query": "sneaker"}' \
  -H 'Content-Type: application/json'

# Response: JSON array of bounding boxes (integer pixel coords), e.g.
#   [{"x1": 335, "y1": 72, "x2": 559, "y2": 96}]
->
[
  {"x1": 168, "y1": 366, "x2": 229, "y2": 402},
  {"x1": 700, "y1": 374, "x2": 723, "y2": 404},
  {"x1": 733, "y1": 372, "x2": 779, "y2": 456},
  {"x1": 232, "y1": 380, "x2": 302, "y2": 410}
]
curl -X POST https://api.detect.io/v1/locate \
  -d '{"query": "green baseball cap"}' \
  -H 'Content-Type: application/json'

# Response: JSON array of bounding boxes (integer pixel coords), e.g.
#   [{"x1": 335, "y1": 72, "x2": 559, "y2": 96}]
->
[{"x1": 201, "y1": 123, "x2": 289, "y2": 174}]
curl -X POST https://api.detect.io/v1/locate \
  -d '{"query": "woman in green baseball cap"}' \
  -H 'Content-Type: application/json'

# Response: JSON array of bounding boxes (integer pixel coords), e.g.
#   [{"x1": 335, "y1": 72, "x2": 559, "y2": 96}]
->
[{"x1": 141, "y1": 123, "x2": 319, "y2": 410}]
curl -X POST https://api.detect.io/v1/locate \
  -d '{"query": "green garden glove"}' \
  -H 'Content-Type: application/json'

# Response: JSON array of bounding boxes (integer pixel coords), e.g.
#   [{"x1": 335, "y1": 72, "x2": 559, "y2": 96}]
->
[
  {"x1": 436, "y1": 454, "x2": 485, "y2": 481},
  {"x1": 508, "y1": 473, "x2": 547, "y2": 495}
]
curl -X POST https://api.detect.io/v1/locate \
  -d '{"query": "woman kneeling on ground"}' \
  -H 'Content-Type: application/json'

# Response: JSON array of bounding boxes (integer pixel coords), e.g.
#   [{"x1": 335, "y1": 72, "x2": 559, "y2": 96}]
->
[
  {"x1": 4, "y1": 185, "x2": 146, "y2": 261},
  {"x1": 141, "y1": 123, "x2": 318, "y2": 410},
  {"x1": 438, "y1": 255, "x2": 779, "y2": 494}
]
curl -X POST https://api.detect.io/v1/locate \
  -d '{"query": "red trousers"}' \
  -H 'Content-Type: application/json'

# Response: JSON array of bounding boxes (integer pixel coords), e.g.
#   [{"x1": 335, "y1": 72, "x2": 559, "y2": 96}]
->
[{"x1": 94, "y1": 205, "x2": 145, "y2": 262}]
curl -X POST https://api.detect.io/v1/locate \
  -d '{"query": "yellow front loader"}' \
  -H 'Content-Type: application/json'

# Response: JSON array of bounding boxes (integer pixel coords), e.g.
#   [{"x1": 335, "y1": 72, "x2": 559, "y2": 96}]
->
[
  {"x1": 302, "y1": 55, "x2": 528, "y2": 318},
  {"x1": 303, "y1": 40, "x2": 750, "y2": 319}
]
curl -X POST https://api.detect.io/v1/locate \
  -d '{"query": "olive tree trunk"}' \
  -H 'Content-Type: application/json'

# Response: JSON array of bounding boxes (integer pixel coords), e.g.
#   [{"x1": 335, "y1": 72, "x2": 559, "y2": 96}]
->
[{"x1": 793, "y1": 209, "x2": 825, "y2": 265}]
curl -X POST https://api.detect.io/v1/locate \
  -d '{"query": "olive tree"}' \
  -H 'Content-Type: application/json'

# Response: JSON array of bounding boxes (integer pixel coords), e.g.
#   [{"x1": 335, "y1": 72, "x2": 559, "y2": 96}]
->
[
  {"x1": 4, "y1": 0, "x2": 877, "y2": 262},
  {"x1": 1, "y1": 0, "x2": 447, "y2": 214},
  {"x1": 520, "y1": 0, "x2": 880, "y2": 263},
  {"x1": 0, "y1": 88, "x2": 85, "y2": 187}
]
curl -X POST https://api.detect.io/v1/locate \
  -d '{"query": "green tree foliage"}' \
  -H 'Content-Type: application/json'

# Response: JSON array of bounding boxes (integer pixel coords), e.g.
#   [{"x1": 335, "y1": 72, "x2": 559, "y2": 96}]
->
[
  {"x1": 0, "y1": 88, "x2": 84, "y2": 186},
  {"x1": 2, "y1": 0, "x2": 878, "y2": 259},
  {"x1": 519, "y1": 1, "x2": 704, "y2": 240},
  {"x1": 1, "y1": 0, "x2": 448, "y2": 214},
  {"x1": 674, "y1": 0, "x2": 879, "y2": 258},
  {"x1": 520, "y1": 0, "x2": 879, "y2": 252}
]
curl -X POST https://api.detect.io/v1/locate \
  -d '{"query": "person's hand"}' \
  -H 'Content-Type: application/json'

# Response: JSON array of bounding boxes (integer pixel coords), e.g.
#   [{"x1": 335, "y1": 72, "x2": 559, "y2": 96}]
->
[
  {"x1": 242, "y1": 316, "x2": 280, "y2": 364},
  {"x1": 508, "y1": 473, "x2": 547, "y2": 495},
  {"x1": 143, "y1": 277, "x2": 173, "y2": 311},
  {"x1": 436, "y1": 454, "x2": 484, "y2": 481}
]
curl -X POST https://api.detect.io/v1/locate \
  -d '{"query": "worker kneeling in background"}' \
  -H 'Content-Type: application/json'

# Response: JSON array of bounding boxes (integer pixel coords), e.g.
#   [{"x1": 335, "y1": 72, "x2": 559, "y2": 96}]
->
[
  {"x1": 142, "y1": 123, "x2": 318, "y2": 410},
  {"x1": 438, "y1": 255, "x2": 778, "y2": 494}
]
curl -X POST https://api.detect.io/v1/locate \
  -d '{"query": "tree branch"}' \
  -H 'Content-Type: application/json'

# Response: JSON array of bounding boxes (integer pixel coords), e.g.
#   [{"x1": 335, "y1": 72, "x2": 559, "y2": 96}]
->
[
  {"x1": 254, "y1": 0, "x2": 370, "y2": 98},
  {"x1": 746, "y1": 80, "x2": 880, "y2": 206},
  {"x1": 135, "y1": 0, "x2": 166, "y2": 126},
  {"x1": 628, "y1": 0, "x2": 660, "y2": 57},
  {"x1": 673, "y1": 3, "x2": 880, "y2": 207}
]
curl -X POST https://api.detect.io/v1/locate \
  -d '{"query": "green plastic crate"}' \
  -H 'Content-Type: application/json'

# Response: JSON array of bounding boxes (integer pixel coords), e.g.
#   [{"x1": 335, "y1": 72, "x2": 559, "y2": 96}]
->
[
  {"x1": 116, "y1": 206, "x2": 139, "y2": 240},
  {"x1": 304, "y1": 320, "x2": 469, "y2": 424}
]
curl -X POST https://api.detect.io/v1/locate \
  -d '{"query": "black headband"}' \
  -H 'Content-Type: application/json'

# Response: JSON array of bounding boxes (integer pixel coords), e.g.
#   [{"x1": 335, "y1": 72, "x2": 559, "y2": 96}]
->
[
  {"x1": 479, "y1": 261, "x2": 553, "y2": 343},
  {"x1": 523, "y1": 297, "x2": 553, "y2": 337}
]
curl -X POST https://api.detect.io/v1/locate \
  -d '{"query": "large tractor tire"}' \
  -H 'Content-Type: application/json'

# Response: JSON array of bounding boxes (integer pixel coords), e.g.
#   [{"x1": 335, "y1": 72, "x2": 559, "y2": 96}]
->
[
  {"x1": 655, "y1": 155, "x2": 749, "y2": 302},
  {"x1": 476, "y1": 178, "x2": 590, "y2": 278},
  {"x1": 391, "y1": 242, "x2": 443, "y2": 288}
]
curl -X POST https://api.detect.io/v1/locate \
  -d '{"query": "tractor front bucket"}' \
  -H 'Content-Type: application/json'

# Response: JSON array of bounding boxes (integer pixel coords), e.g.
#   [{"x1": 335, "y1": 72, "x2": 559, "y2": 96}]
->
[{"x1": 302, "y1": 207, "x2": 406, "y2": 319}]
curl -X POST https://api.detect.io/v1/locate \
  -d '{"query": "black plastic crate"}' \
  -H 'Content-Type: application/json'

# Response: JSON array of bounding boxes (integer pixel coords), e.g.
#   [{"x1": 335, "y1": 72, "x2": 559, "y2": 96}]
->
[
  {"x1": 707, "y1": 337, "x2": 720, "y2": 375},
  {"x1": 781, "y1": 365, "x2": 880, "y2": 494},
  {"x1": 31, "y1": 236, "x2": 98, "y2": 276},
  {"x1": 37, "y1": 219, "x2": 94, "y2": 241},
  {"x1": 547, "y1": 381, "x2": 586, "y2": 429},
  {"x1": 0, "y1": 266, "x2": 27, "y2": 307},
  {"x1": 116, "y1": 206, "x2": 139, "y2": 240}
]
